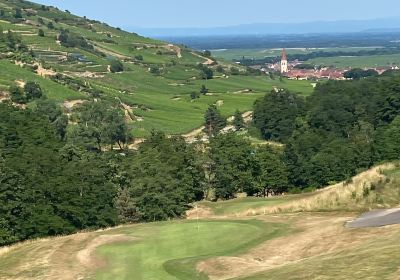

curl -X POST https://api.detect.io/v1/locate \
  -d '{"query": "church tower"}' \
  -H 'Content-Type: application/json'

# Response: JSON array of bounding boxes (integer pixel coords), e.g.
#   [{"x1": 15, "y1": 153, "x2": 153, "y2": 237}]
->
[{"x1": 281, "y1": 48, "x2": 288, "y2": 74}]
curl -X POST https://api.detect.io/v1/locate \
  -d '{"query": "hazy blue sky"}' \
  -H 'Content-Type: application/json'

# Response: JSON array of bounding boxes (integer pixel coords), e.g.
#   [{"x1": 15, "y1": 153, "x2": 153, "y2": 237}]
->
[{"x1": 34, "y1": 0, "x2": 400, "y2": 28}]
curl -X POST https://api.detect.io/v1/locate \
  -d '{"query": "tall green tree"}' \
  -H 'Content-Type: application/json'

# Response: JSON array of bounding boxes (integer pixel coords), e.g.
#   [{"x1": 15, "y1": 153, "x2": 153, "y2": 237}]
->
[
  {"x1": 204, "y1": 105, "x2": 226, "y2": 137},
  {"x1": 375, "y1": 116, "x2": 400, "y2": 161},
  {"x1": 249, "y1": 146, "x2": 288, "y2": 197},
  {"x1": 233, "y1": 110, "x2": 245, "y2": 130},
  {"x1": 24, "y1": 81, "x2": 43, "y2": 100},
  {"x1": 210, "y1": 133, "x2": 255, "y2": 200},
  {"x1": 68, "y1": 101, "x2": 130, "y2": 150},
  {"x1": 253, "y1": 90, "x2": 305, "y2": 143}
]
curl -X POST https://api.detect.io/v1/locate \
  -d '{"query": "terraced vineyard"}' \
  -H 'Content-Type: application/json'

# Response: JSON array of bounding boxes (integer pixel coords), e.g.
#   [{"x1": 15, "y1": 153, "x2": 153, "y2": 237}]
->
[{"x1": 0, "y1": 0, "x2": 313, "y2": 137}]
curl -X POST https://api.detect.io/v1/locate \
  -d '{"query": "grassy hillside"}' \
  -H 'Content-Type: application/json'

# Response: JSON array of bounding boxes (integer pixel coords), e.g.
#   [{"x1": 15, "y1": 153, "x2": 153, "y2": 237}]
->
[
  {"x1": 0, "y1": 0, "x2": 313, "y2": 137},
  {"x1": 194, "y1": 163, "x2": 400, "y2": 218}
]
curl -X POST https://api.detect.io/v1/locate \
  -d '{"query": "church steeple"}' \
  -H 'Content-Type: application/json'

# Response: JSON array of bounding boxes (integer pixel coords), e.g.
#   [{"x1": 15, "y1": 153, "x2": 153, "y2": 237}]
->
[
  {"x1": 281, "y1": 48, "x2": 288, "y2": 74},
  {"x1": 282, "y1": 48, "x2": 287, "y2": 61}
]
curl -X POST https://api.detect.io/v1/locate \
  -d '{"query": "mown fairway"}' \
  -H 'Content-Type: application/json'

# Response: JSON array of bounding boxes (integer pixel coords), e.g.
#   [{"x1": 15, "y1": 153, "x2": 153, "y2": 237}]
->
[
  {"x1": 95, "y1": 221, "x2": 288, "y2": 280},
  {"x1": 0, "y1": 220, "x2": 290, "y2": 280}
]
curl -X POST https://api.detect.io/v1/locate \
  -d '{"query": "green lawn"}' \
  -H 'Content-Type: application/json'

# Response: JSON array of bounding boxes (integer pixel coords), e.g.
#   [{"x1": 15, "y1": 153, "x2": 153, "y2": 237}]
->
[{"x1": 95, "y1": 220, "x2": 289, "y2": 280}]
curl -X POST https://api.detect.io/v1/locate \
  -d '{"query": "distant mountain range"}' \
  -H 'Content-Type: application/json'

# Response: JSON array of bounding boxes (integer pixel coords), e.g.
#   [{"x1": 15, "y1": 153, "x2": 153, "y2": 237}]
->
[{"x1": 130, "y1": 17, "x2": 400, "y2": 38}]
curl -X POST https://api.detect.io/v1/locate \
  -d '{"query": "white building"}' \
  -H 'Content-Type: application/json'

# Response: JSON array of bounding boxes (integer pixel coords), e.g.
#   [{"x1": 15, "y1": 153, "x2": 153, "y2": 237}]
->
[{"x1": 281, "y1": 49, "x2": 288, "y2": 74}]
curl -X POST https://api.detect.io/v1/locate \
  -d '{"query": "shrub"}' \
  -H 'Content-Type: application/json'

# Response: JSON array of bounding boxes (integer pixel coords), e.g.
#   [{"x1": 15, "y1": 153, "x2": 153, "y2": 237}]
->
[
  {"x1": 190, "y1": 92, "x2": 200, "y2": 100},
  {"x1": 14, "y1": 8, "x2": 22, "y2": 19},
  {"x1": 110, "y1": 60, "x2": 124, "y2": 73},
  {"x1": 47, "y1": 22, "x2": 55, "y2": 29},
  {"x1": 230, "y1": 67, "x2": 240, "y2": 75},
  {"x1": 200, "y1": 85, "x2": 208, "y2": 95},
  {"x1": 24, "y1": 81, "x2": 43, "y2": 100},
  {"x1": 38, "y1": 29, "x2": 45, "y2": 37},
  {"x1": 10, "y1": 85, "x2": 26, "y2": 104},
  {"x1": 363, "y1": 186, "x2": 370, "y2": 198}
]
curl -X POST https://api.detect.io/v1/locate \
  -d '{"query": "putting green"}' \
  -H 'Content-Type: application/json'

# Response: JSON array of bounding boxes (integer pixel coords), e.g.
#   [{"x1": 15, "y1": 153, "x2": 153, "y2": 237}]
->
[{"x1": 95, "y1": 220, "x2": 288, "y2": 280}]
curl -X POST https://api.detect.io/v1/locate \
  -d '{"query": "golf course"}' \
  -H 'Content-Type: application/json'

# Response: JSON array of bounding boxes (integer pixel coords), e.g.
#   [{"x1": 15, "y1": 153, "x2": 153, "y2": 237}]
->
[
  {"x1": 1, "y1": 163, "x2": 400, "y2": 280},
  {"x1": 1, "y1": 1, "x2": 400, "y2": 280}
]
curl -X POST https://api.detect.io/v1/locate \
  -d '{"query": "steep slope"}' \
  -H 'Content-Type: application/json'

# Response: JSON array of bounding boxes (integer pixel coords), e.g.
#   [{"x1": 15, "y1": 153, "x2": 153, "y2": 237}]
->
[{"x1": 0, "y1": 0, "x2": 313, "y2": 137}]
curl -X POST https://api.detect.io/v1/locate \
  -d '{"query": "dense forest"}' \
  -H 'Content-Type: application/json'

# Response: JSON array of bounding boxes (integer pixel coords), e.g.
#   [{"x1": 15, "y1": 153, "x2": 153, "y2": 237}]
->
[
  {"x1": 2, "y1": 73, "x2": 400, "y2": 246},
  {"x1": 254, "y1": 74, "x2": 400, "y2": 188}
]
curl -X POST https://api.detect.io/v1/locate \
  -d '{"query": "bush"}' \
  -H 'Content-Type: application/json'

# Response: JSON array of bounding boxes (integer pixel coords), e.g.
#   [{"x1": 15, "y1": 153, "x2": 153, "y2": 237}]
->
[
  {"x1": 38, "y1": 29, "x2": 45, "y2": 37},
  {"x1": 190, "y1": 92, "x2": 200, "y2": 100},
  {"x1": 149, "y1": 66, "x2": 160, "y2": 75},
  {"x1": 198, "y1": 64, "x2": 213, "y2": 80},
  {"x1": 24, "y1": 81, "x2": 43, "y2": 100},
  {"x1": 10, "y1": 85, "x2": 26, "y2": 104},
  {"x1": 14, "y1": 8, "x2": 22, "y2": 19},
  {"x1": 110, "y1": 60, "x2": 124, "y2": 73},
  {"x1": 200, "y1": 85, "x2": 208, "y2": 95},
  {"x1": 47, "y1": 22, "x2": 55, "y2": 29},
  {"x1": 363, "y1": 186, "x2": 370, "y2": 198},
  {"x1": 344, "y1": 68, "x2": 379, "y2": 79},
  {"x1": 230, "y1": 67, "x2": 240, "y2": 75}
]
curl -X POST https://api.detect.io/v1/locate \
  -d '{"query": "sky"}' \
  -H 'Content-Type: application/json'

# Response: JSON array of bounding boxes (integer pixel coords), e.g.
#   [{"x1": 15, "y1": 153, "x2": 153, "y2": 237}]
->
[{"x1": 34, "y1": 0, "x2": 400, "y2": 28}]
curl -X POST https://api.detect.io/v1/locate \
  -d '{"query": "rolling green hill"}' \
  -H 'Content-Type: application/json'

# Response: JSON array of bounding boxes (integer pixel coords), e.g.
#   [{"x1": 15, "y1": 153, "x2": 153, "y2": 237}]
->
[{"x1": 0, "y1": 0, "x2": 313, "y2": 137}]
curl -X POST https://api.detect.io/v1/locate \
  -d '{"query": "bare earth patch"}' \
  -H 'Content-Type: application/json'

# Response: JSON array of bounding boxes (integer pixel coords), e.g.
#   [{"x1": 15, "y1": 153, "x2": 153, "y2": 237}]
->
[
  {"x1": 191, "y1": 52, "x2": 215, "y2": 65},
  {"x1": 197, "y1": 213, "x2": 398, "y2": 280},
  {"x1": 63, "y1": 99, "x2": 86, "y2": 110},
  {"x1": 0, "y1": 229, "x2": 135, "y2": 280},
  {"x1": 77, "y1": 234, "x2": 135, "y2": 268}
]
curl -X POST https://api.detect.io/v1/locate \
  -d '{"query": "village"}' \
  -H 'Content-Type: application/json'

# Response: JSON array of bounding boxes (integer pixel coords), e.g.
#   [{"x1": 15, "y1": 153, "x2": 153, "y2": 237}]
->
[{"x1": 258, "y1": 48, "x2": 400, "y2": 80}]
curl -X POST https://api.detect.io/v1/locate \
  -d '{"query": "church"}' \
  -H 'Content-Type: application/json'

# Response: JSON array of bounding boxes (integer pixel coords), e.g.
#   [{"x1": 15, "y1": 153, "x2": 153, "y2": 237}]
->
[{"x1": 280, "y1": 48, "x2": 288, "y2": 74}]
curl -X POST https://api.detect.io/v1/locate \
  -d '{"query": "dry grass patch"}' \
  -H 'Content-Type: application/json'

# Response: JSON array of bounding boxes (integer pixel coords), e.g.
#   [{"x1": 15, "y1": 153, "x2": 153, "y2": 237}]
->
[
  {"x1": 198, "y1": 213, "x2": 398, "y2": 280},
  {"x1": 237, "y1": 164, "x2": 397, "y2": 217}
]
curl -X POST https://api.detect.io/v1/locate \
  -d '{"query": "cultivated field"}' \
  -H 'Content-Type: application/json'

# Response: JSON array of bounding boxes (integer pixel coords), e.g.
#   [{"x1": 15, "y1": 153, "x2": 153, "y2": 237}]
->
[
  {"x1": 308, "y1": 53, "x2": 400, "y2": 68},
  {"x1": 1, "y1": 163, "x2": 400, "y2": 280},
  {"x1": 212, "y1": 47, "x2": 381, "y2": 61},
  {"x1": 212, "y1": 47, "x2": 400, "y2": 69}
]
